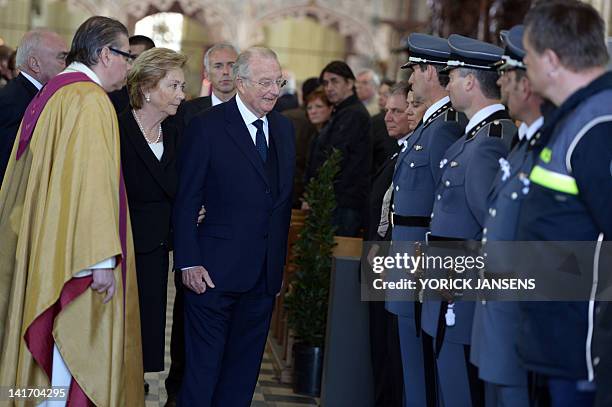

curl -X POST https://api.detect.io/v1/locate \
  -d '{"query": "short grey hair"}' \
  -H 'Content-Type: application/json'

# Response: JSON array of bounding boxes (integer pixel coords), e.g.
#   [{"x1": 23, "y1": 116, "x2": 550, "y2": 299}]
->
[
  {"x1": 15, "y1": 29, "x2": 49, "y2": 69},
  {"x1": 358, "y1": 68, "x2": 381, "y2": 87},
  {"x1": 389, "y1": 81, "x2": 411, "y2": 99},
  {"x1": 232, "y1": 46, "x2": 279, "y2": 80},
  {"x1": 203, "y1": 43, "x2": 238, "y2": 73}
]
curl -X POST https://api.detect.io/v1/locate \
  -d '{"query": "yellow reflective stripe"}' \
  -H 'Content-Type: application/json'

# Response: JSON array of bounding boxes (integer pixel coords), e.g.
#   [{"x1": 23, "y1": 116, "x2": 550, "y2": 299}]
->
[
  {"x1": 540, "y1": 147, "x2": 552, "y2": 163},
  {"x1": 530, "y1": 165, "x2": 579, "y2": 195}
]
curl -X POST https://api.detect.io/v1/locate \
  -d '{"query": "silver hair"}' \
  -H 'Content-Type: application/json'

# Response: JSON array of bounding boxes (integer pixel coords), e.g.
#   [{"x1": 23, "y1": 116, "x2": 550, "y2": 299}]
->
[
  {"x1": 15, "y1": 29, "x2": 52, "y2": 69},
  {"x1": 203, "y1": 43, "x2": 239, "y2": 73},
  {"x1": 389, "y1": 81, "x2": 410, "y2": 98},
  {"x1": 358, "y1": 68, "x2": 381, "y2": 87},
  {"x1": 232, "y1": 46, "x2": 279, "y2": 80}
]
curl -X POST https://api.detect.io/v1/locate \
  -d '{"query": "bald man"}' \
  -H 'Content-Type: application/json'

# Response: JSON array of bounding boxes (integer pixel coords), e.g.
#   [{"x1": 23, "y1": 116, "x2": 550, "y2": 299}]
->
[{"x1": 0, "y1": 29, "x2": 68, "y2": 185}]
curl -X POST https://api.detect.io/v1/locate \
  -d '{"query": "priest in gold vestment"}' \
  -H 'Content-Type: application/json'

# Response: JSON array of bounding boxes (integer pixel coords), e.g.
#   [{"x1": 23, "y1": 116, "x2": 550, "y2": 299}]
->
[{"x1": 0, "y1": 16, "x2": 144, "y2": 406}]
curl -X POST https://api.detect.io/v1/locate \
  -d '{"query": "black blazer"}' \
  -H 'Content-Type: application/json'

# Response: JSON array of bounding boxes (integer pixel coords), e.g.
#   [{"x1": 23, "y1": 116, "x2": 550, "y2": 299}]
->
[
  {"x1": 176, "y1": 96, "x2": 212, "y2": 131},
  {"x1": 108, "y1": 86, "x2": 130, "y2": 116},
  {"x1": 366, "y1": 147, "x2": 400, "y2": 240},
  {"x1": 118, "y1": 109, "x2": 179, "y2": 253},
  {"x1": 0, "y1": 73, "x2": 38, "y2": 184}
]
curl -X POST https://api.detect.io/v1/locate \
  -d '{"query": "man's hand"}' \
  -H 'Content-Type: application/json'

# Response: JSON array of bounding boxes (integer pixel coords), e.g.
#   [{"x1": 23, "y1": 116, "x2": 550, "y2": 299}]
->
[
  {"x1": 197, "y1": 205, "x2": 206, "y2": 225},
  {"x1": 91, "y1": 268, "x2": 115, "y2": 303},
  {"x1": 182, "y1": 266, "x2": 215, "y2": 294}
]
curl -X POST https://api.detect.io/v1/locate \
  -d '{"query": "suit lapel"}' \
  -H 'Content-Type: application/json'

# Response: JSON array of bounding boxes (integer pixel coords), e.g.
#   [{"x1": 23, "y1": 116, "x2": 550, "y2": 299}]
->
[
  {"x1": 225, "y1": 98, "x2": 270, "y2": 187},
  {"x1": 18, "y1": 73, "x2": 39, "y2": 99},
  {"x1": 124, "y1": 112, "x2": 176, "y2": 197}
]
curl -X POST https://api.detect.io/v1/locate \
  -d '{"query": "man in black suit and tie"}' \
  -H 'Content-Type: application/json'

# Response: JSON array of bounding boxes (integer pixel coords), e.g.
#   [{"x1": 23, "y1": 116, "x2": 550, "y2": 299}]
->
[
  {"x1": 0, "y1": 29, "x2": 67, "y2": 186},
  {"x1": 164, "y1": 43, "x2": 240, "y2": 405},
  {"x1": 173, "y1": 46, "x2": 295, "y2": 406},
  {"x1": 177, "y1": 43, "x2": 238, "y2": 129}
]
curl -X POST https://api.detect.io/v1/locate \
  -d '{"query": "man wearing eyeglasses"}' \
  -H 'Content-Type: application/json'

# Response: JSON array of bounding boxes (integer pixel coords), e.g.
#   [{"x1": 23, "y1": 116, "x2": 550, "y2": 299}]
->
[
  {"x1": 0, "y1": 16, "x2": 143, "y2": 406},
  {"x1": 108, "y1": 35, "x2": 155, "y2": 114},
  {"x1": 0, "y1": 29, "x2": 68, "y2": 187},
  {"x1": 173, "y1": 46, "x2": 295, "y2": 406}
]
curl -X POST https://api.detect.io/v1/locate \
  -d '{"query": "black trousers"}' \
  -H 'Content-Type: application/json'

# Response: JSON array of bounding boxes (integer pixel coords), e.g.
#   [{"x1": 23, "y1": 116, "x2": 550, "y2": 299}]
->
[
  {"x1": 368, "y1": 301, "x2": 404, "y2": 407},
  {"x1": 135, "y1": 245, "x2": 170, "y2": 372},
  {"x1": 165, "y1": 269, "x2": 185, "y2": 397}
]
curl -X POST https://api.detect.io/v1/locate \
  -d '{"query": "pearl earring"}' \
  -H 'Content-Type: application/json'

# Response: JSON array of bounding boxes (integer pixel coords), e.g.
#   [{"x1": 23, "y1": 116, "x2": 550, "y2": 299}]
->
[{"x1": 145, "y1": 94, "x2": 151, "y2": 103}]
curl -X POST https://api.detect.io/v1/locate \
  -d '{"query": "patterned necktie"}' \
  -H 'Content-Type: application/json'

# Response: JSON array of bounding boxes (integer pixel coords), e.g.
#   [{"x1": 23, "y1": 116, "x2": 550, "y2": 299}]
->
[{"x1": 252, "y1": 119, "x2": 268, "y2": 162}]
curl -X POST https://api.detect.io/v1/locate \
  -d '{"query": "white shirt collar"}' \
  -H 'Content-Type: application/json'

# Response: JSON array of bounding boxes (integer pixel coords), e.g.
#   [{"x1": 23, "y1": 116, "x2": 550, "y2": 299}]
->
[
  {"x1": 211, "y1": 92, "x2": 224, "y2": 106},
  {"x1": 465, "y1": 103, "x2": 505, "y2": 134},
  {"x1": 61, "y1": 62, "x2": 103, "y2": 87},
  {"x1": 423, "y1": 96, "x2": 450, "y2": 123},
  {"x1": 518, "y1": 116, "x2": 544, "y2": 141},
  {"x1": 236, "y1": 92, "x2": 268, "y2": 129},
  {"x1": 20, "y1": 71, "x2": 42, "y2": 90},
  {"x1": 397, "y1": 133, "x2": 410, "y2": 146}
]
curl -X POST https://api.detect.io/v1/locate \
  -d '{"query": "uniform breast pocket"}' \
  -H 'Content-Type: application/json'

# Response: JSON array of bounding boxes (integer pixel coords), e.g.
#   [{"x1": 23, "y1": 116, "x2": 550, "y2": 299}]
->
[
  {"x1": 440, "y1": 169, "x2": 466, "y2": 214},
  {"x1": 402, "y1": 155, "x2": 431, "y2": 191}
]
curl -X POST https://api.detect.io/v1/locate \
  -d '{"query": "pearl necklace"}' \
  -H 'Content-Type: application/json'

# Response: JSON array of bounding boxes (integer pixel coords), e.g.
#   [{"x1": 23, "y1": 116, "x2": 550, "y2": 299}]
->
[{"x1": 132, "y1": 109, "x2": 162, "y2": 144}]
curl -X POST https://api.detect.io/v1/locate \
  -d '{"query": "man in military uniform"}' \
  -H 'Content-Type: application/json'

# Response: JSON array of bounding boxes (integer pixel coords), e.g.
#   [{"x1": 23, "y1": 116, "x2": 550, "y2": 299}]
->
[
  {"x1": 470, "y1": 25, "x2": 544, "y2": 407},
  {"x1": 420, "y1": 34, "x2": 516, "y2": 406},
  {"x1": 387, "y1": 33, "x2": 466, "y2": 407},
  {"x1": 515, "y1": 2, "x2": 612, "y2": 406}
]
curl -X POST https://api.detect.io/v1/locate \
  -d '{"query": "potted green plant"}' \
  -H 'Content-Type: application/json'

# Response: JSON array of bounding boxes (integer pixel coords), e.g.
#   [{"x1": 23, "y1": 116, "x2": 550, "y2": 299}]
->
[{"x1": 285, "y1": 148, "x2": 341, "y2": 397}]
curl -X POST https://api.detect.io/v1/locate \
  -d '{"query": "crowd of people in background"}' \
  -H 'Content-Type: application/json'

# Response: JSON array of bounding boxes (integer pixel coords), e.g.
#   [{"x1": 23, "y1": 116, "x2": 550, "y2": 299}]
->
[{"x1": 0, "y1": 0, "x2": 611, "y2": 406}]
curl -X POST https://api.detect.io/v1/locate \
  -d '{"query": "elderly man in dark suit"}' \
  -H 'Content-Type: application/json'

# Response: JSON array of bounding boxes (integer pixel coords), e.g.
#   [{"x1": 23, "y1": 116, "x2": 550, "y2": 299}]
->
[
  {"x1": 173, "y1": 46, "x2": 295, "y2": 406},
  {"x1": 0, "y1": 29, "x2": 67, "y2": 185},
  {"x1": 164, "y1": 43, "x2": 239, "y2": 405}
]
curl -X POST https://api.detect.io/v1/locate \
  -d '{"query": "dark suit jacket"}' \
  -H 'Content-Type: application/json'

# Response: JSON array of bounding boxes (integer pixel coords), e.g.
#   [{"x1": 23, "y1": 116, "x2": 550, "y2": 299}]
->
[
  {"x1": 282, "y1": 107, "x2": 317, "y2": 207},
  {"x1": 366, "y1": 146, "x2": 401, "y2": 240},
  {"x1": 0, "y1": 73, "x2": 38, "y2": 185},
  {"x1": 173, "y1": 96, "x2": 295, "y2": 294},
  {"x1": 176, "y1": 96, "x2": 212, "y2": 132},
  {"x1": 305, "y1": 94, "x2": 371, "y2": 210},
  {"x1": 118, "y1": 110, "x2": 179, "y2": 253},
  {"x1": 369, "y1": 111, "x2": 398, "y2": 177},
  {"x1": 108, "y1": 86, "x2": 130, "y2": 116}
]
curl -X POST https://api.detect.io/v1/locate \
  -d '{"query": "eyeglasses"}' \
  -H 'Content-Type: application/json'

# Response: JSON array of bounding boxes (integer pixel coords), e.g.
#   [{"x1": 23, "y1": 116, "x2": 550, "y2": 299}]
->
[
  {"x1": 241, "y1": 77, "x2": 287, "y2": 90},
  {"x1": 109, "y1": 47, "x2": 136, "y2": 62}
]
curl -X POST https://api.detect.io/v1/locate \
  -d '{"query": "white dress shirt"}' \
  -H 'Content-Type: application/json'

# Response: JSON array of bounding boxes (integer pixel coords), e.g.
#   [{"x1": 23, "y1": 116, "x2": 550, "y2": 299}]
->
[
  {"x1": 423, "y1": 96, "x2": 451, "y2": 123},
  {"x1": 20, "y1": 71, "x2": 42, "y2": 90},
  {"x1": 211, "y1": 92, "x2": 224, "y2": 107},
  {"x1": 236, "y1": 92, "x2": 269, "y2": 146},
  {"x1": 465, "y1": 103, "x2": 506, "y2": 135},
  {"x1": 517, "y1": 116, "x2": 544, "y2": 141}
]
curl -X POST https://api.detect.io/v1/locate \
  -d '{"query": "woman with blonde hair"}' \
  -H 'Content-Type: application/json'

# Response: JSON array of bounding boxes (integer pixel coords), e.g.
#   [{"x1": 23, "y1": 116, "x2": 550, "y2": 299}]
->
[{"x1": 118, "y1": 47, "x2": 186, "y2": 380}]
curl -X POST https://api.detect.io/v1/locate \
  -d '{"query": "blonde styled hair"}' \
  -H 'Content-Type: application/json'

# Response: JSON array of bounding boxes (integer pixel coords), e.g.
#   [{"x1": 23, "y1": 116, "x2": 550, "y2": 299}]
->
[{"x1": 128, "y1": 47, "x2": 187, "y2": 109}]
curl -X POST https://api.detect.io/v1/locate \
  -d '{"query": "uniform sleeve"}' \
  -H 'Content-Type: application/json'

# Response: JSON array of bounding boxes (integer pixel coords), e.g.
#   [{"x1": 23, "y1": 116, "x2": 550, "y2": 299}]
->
[
  {"x1": 465, "y1": 138, "x2": 509, "y2": 228},
  {"x1": 570, "y1": 121, "x2": 612, "y2": 238}
]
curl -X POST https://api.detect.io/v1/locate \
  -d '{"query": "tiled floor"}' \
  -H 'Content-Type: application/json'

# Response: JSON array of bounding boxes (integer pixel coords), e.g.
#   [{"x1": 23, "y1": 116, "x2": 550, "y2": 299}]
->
[{"x1": 143, "y1": 274, "x2": 318, "y2": 407}]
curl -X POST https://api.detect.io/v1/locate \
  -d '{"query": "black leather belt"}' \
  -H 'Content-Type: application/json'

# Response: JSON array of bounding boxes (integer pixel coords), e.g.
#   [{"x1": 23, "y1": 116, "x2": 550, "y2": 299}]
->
[{"x1": 391, "y1": 213, "x2": 431, "y2": 228}]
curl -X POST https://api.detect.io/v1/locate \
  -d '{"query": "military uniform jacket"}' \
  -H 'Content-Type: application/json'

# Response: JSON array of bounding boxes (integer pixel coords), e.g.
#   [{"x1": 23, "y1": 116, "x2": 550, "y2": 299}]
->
[
  {"x1": 386, "y1": 101, "x2": 465, "y2": 317},
  {"x1": 422, "y1": 107, "x2": 516, "y2": 344},
  {"x1": 470, "y1": 127, "x2": 542, "y2": 386}
]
